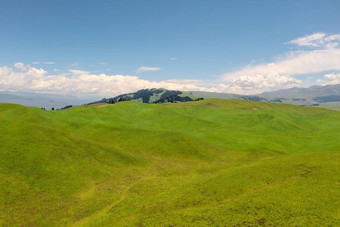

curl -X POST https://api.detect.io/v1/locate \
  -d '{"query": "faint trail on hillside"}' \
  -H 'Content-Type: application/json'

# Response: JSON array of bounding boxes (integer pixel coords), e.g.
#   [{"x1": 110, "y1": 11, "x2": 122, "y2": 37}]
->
[
  {"x1": 70, "y1": 154, "x2": 279, "y2": 226},
  {"x1": 94, "y1": 104, "x2": 109, "y2": 107},
  {"x1": 71, "y1": 175, "x2": 158, "y2": 227}
]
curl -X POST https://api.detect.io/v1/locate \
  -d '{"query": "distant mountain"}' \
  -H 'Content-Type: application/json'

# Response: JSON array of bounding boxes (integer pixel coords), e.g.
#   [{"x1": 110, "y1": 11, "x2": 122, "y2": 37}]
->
[
  {"x1": 260, "y1": 84, "x2": 340, "y2": 99},
  {"x1": 258, "y1": 84, "x2": 340, "y2": 109}
]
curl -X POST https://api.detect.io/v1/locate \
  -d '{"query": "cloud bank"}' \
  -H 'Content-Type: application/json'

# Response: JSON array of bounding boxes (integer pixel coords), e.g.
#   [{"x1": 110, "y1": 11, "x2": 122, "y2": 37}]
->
[
  {"x1": 221, "y1": 33, "x2": 340, "y2": 94},
  {"x1": 1, "y1": 33, "x2": 339, "y2": 96},
  {"x1": 0, "y1": 63, "x2": 207, "y2": 97}
]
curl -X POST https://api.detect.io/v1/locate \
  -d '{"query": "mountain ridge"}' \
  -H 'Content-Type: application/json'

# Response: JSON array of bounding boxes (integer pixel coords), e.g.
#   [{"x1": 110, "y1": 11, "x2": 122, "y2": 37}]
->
[{"x1": 89, "y1": 84, "x2": 340, "y2": 110}]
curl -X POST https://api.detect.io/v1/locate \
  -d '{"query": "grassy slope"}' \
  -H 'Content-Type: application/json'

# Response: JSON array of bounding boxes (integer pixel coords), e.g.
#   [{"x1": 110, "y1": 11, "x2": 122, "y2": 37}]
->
[{"x1": 0, "y1": 99, "x2": 339, "y2": 226}]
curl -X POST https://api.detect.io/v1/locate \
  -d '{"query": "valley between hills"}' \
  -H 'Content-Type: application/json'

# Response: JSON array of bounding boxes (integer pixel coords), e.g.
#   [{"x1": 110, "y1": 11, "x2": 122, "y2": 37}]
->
[{"x1": 0, "y1": 99, "x2": 339, "y2": 226}]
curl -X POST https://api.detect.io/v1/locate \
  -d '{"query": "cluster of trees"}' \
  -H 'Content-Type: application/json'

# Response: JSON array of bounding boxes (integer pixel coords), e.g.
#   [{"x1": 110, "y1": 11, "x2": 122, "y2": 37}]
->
[
  {"x1": 314, "y1": 95, "x2": 340, "y2": 103},
  {"x1": 60, "y1": 105, "x2": 72, "y2": 110},
  {"x1": 108, "y1": 98, "x2": 126, "y2": 103},
  {"x1": 153, "y1": 95, "x2": 192, "y2": 103},
  {"x1": 239, "y1": 96, "x2": 267, "y2": 102},
  {"x1": 111, "y1": 89, "x2": 204, "y2": 104},
  {"x1": 112, "y1": 89, "x2": 165, "y2": 103}
]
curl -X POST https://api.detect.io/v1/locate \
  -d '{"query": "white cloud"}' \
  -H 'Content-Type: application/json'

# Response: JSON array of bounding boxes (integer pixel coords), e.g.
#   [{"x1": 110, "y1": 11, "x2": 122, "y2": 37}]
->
[
  {"x1": 136, "y1": 66, "x2": 161, "y2": 74},
  {"x1": 14, "y1": 62, "x2": 28, "y2": 71},
  {"x1": 43, "y1": 62, "x2": 55, "y2": 65},
  {"x1": 317, "y1": 73, "x2": 340, "y2": 85},
  {"x1": 170, "y1": 57, "x2": 177, "y2": 61},
  {"x1": 216, "y1": 74, "x2": 301, "y2": 94},
  {"x1": 3, "y1": 33, "x2": 339, "y2": 97},
  {"x1": 223, "y1": 49, "x2": 340, "y2": 80},
  {"x1": 220, "y1": 34, "x2": 340, "y2": 94},
  {"x1": 288, "y1": 32, "x2": 340, "y2": 48},
  {"x1": 98, "y1": 62, "x2": 108, "y2": 65},
  {"x1": 33, "y1": 62, "x2": 39, "y2": 65},
  {"x1": 0, "y1": 63, "x2": 207, "y2": 97}
]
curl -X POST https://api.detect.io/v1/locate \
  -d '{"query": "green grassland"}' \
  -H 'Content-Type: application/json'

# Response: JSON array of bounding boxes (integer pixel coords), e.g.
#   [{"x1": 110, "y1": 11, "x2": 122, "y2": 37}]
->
[{"x1": 0, "y1": 99, "x2": 339, "y2": 226}]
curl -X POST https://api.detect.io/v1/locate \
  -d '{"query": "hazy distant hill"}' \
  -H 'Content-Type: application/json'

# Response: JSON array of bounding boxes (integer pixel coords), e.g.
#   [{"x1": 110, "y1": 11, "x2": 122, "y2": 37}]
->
[
  {"x1": 260, "y1": 84, "x2": 340, "y2": 99},
  {"x1": 0, "y1": 91, "x2": 96, "y2": 110},
  {"x1": 187, "y1": 91, "x2": 267, "y2": 102},
  {"x1": 258, "y1": 84, "x2": 340, "y2": 109}
]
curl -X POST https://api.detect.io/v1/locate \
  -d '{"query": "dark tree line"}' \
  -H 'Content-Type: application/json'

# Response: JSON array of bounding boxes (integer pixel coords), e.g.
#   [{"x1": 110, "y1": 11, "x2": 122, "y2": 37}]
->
[{"x1": 314, "y1": 95, "x2": 340, "y2": 103}]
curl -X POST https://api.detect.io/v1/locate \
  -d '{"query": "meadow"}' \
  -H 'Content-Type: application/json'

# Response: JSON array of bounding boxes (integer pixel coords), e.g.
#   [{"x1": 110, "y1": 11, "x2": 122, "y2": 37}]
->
[{"x1": 0, "y1": 99, "x2": 339, "y2": 226}]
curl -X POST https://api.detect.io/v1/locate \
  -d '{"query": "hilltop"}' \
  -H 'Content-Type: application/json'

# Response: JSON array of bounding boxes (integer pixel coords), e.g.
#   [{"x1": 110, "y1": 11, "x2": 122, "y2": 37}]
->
[
  {"x1": 88, "y1": 84, "x2": 340, "y2": 110},
  {"x1": 0, "y1": 99, "x2": 339, "y2": 226},
  {"x1": 88, "y1": 88, "x2": 203, "y2": 104}
]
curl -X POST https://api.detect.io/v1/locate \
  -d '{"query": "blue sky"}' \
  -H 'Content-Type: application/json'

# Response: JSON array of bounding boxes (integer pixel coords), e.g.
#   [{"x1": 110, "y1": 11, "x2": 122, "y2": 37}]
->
[{"x1": 0, "y1": 0, "x2": 340, "y2": 97}]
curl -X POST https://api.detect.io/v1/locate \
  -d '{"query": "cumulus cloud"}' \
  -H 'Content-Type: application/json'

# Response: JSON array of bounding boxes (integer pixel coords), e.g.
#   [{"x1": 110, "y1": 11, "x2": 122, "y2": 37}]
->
[
  {"x1": 220, "y1": 33, "x2": 340, "y2": 94},
  {"x1": 32, "y1": 62, "x2": 39, "y2": 65},
  {"x1": 136, "y1": 66, "x2": 161, "y2": 74},
  {"x1": 217, "y1": 74, "x2": 301, "y2": 94},
  {"x1": 317, "y1": 73, "x2": 340, "y2": 85},
  {"x1": 0, "y1": 63, "x2": 207, "y2": 97},
  {"x1": 43, "y1": 62, "x2": 55, "y2": 65},
  {"x1": 223, "y1": 49, "x2": 340, "y2": 80},
  {"x1": 288, "y1": 32, "x2": 340, "y2": 48}
]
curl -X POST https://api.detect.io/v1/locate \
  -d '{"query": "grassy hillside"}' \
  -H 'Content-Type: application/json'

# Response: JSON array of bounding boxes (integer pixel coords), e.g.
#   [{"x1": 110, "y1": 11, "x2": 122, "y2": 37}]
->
[{"x1": 0, "y1": 99, "x2": 339, "y2": 226}]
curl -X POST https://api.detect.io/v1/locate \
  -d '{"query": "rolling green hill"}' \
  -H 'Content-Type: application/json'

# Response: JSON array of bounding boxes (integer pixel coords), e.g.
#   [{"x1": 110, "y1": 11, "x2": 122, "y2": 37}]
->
[{"x1": 0, "y1": 99, "x2": 339, "y2": 226}]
